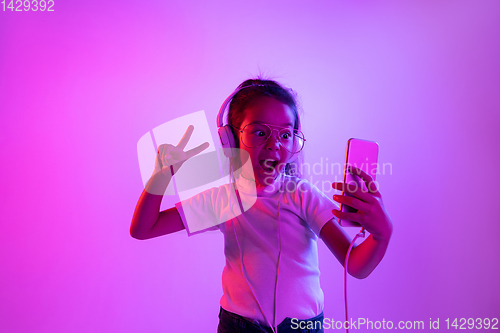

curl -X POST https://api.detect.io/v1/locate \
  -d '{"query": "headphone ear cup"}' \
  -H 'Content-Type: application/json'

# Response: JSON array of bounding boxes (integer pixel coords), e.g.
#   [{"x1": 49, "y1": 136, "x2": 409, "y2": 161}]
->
[{"x1": 218, "y1": 125, "x2": 236, "y2": 157}]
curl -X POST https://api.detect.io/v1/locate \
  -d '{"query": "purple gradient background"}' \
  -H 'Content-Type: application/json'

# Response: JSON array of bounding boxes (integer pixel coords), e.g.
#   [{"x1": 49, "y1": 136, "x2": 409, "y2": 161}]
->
[{"x1": 1, "y1": 1, "x2": 499, "y2": 332}]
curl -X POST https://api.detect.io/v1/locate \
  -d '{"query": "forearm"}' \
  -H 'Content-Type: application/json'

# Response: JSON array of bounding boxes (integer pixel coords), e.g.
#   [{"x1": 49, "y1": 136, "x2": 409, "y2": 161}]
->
[
  {"x1": 130, "y1": 172, "x2": 172, "y2": 239},
  {"x1": 347, "y1": 233, "x2": 391, "y2": 279}
]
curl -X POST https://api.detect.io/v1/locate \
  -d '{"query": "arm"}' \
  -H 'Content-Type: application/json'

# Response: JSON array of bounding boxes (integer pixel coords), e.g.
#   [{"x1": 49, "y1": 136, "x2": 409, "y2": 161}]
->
[
  {"x1": 320, "y1": 220, "x2": 391, "y2": 279},
  {"x1": 321, "y1": 166, "x2": 393, "y2": 279},
  {"x1": 130, "y1": 171, "x2": 185, "y2": 240},
  {"x1": 346, "y1": 232, "x2": 390, "y2": 279}
]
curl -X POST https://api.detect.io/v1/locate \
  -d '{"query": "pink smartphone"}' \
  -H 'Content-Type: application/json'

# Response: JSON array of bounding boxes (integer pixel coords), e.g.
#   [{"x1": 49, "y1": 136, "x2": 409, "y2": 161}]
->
[{"x1": 338, "y1": 138, "x2": 379, "y2": 227}]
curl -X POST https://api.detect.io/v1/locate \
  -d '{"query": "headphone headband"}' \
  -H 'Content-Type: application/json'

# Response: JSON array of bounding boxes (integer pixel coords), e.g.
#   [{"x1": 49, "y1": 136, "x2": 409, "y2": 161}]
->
[
  {"x1": 216, "y1": 82, "x2": 302, "y2": 158},
  {"x1": 216, "y1": 84, "x2": 268, "y2": 128}
]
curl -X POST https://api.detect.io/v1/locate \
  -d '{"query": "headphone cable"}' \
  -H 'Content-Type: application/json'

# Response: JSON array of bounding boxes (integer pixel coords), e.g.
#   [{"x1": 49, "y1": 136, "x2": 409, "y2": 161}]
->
[
  {"x1": 232, "y1": 181, "x2": 277, "y2": 333},
  {"x1": 344, "y1": 228, "x2": 365, "y2": 333}
]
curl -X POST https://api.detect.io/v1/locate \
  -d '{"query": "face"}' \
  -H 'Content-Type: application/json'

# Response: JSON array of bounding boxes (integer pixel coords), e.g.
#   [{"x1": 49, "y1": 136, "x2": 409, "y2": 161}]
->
[{"x1": 236, "y1": 96, "x2": 296, "y2": 187}]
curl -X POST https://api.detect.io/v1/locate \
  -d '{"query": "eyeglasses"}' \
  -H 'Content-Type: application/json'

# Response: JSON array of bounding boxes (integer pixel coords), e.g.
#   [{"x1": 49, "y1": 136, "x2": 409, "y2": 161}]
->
[{"x1": 231, "y1": 123, "x2": 306, "y2": 154}]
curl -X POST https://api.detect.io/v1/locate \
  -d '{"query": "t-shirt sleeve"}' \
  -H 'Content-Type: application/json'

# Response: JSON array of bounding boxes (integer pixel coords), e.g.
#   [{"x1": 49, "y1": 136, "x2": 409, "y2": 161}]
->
[
  {"x1": 174, "y1": 187, "x2": 220, "y2": 237},
  {"x1": 296, "y1": 178, "x2": 340, "y2": 237}
]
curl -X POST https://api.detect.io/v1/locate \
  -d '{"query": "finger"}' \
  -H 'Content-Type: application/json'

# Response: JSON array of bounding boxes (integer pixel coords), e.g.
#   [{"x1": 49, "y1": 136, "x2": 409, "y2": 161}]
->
[
  {"x1": 333, "y1": 194, "x2": 369, "y2": 212},
  {"x1": 332, "y1": 182, "x2": 375, "y2": 203},
  {"x1": 349, "y1": 166, "x2": 380, "y2": 196},
  {"x1": 157, "y1": 144, "x2": 173, "y2": 157},
  {"x1": 162, "y1": 152, "x2": 171, "y2": 167},
  {"x1": 185, "y1": 142, "x2": 210, "y2": 160},
  {"x1": 156, "y1": 144, "x2": 175, "y2": 167},
  {"x1": 163, "y1": 146, "x2": 173, "y2": 162},
  {"x1": 332, "y1": 209, "x2": 366, "y2": 225},
  {"x1": 177, "y1": 125, "x2": 194, "y2": 150}
]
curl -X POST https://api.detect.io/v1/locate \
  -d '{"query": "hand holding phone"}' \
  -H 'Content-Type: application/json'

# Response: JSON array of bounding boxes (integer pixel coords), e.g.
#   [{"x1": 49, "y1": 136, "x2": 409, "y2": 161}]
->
[{"x1": 337, "y1": 138, "x2": 379, "y2": 227}]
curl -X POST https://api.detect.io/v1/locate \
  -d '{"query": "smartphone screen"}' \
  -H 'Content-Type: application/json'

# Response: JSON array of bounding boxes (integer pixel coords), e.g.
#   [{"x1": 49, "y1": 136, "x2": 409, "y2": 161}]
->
[{"x1": 339, "y1": 138, "x2": 379, "y2": 227}]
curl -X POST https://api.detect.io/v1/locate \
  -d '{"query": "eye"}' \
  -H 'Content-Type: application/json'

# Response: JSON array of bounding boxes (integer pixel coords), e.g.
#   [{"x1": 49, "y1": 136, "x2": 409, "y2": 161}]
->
[
  {"x1": 280, "y1": 130, "x2": 292, "y2": 140},
  {"x1": 253, "y1": 130, "x2": 266, "y2": 137}
]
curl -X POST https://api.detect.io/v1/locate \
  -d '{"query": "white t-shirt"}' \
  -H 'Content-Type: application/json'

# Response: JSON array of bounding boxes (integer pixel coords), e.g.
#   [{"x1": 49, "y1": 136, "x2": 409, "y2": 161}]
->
[{"x1": 175, "y1": 173, "x2": 339, "y2": 326}]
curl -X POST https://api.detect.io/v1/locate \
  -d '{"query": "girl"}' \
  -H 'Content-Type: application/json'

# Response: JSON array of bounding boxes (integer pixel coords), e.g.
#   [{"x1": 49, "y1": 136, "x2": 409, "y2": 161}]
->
[{"x1": 130, "y1": 79, "x2": 393, "y2": 333}]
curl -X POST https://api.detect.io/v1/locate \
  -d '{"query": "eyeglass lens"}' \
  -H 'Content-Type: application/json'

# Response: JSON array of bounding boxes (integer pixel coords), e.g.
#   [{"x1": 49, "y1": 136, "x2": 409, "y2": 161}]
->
[{"x1": 241, "y1": 124, "x2": 304, "y2": 153}]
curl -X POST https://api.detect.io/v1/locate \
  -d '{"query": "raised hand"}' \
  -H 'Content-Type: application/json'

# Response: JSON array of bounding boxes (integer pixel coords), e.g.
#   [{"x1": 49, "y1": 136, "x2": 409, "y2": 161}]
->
[
  {"x1": 331, "y1": 166, "x2": 393, "y2": 242},
  {"x1": 154, "y1": 125, "x2": 210, "y2": 177}
]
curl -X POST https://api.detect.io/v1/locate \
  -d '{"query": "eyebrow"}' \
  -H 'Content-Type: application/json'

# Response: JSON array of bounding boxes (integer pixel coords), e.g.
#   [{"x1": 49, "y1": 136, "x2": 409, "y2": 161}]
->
[{"x1": 253, "y1": 121, "x2": 294, "y2": 127}]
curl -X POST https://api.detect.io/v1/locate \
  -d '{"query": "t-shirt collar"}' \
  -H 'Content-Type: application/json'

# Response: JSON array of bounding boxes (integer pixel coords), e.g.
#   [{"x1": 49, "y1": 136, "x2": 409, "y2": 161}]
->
[{"x1": 235, "y1": 172, "x2": 284, "y2": 197}]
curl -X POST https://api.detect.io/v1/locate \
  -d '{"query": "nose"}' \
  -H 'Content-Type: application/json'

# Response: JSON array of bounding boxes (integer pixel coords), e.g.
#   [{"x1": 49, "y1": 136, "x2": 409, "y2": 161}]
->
[{"x1": 265, "y1": 129, "x2": 281, "y2": 150}]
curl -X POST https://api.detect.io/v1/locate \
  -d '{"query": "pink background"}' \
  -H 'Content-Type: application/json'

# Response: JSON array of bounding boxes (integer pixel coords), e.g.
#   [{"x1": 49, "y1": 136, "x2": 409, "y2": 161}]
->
[{"x1": 1, "y1": 1, "x2": 499, "y2": 332}]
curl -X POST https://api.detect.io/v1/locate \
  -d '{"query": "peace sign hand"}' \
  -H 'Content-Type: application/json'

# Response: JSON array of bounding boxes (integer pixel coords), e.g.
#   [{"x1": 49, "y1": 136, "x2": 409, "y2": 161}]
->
[
  {"x1": 332, "y1": 166, "x2": 393, "y2": 242},
  {"x1": 154, "y1": 125, "x2": 210, "y2": 177}
]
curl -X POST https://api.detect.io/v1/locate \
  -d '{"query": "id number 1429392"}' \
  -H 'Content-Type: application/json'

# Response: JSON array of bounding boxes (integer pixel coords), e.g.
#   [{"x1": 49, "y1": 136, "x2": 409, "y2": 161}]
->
[{"x1": 1, "y1": 0, "x2": 54, "y2": 11}]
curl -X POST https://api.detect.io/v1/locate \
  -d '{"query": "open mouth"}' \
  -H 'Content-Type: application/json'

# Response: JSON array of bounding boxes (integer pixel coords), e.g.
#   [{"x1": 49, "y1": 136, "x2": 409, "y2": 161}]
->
[{"x1": 259, "y1": 159, "x2": 278, "y2": 172}]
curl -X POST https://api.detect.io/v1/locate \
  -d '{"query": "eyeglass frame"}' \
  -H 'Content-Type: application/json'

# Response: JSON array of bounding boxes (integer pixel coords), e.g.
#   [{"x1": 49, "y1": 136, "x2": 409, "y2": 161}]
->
[{"x1": 229, "y1": 122, "x2": 306, "y2": 154}]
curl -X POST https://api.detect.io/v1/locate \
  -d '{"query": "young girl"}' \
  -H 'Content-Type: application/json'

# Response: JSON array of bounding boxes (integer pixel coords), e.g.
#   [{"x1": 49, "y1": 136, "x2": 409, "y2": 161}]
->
[{"x1": 130, "y1": 79, "x2": 393, "y2": 333}]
